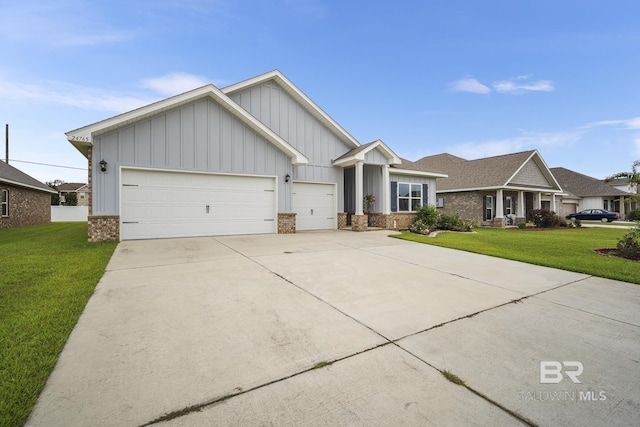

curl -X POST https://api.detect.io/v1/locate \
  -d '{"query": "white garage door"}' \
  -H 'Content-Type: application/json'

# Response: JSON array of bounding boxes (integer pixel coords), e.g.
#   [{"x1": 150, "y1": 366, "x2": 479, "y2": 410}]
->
[
  {"x1": 121, "y1": 169, "x2": 277, "y2": 240},
  {"x1": 292, "y1": 182, "x2": 336, "y2": 231}
]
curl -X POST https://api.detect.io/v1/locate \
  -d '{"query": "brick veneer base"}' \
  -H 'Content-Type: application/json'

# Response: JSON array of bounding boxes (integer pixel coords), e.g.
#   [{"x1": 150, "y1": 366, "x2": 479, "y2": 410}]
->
[
  {"x1": 278, "y1": 213, "x2": 296, "y2": 234},
  {"x1": 88, "y1": 215, "x2": 120, "y2": 242},
  {"x1": 351, "y1": 214, "x2": 368, "y2": 231},
  {"x1": 337, "y1": 212, "x2": 347, "y2": 229}
]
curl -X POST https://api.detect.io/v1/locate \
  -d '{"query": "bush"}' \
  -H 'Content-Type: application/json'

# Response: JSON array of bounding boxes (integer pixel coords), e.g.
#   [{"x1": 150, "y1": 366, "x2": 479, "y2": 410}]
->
[
  {"x1": 437, "y1": 212, "x2": 472, "y2": 232},
  {"x1": 530, "y1": 209, "x2": 561, "y2": 228},
  {"x1": 617, "y1": 223, "x2": 640, "y2": 260},
  {"x1": 628, "y1": 210, "x2": 640, "y2": 221},
  {"x1": 517, "y1": 222, "x2": 527, "y2": 229},
  {"x1": 414, "y1": 204, "x2": 439, "y2": 229},
  {"x1": 408, "y1": 219, "x2": 430, "y2": 235}
]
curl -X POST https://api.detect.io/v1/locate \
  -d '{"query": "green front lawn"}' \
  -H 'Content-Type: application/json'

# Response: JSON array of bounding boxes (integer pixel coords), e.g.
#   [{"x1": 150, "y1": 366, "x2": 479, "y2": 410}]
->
[
  {"x1": 0, "y1": 223, "x2": 117, "y2": 427},
  {"x1": 392, "y1": 227, "x2": 640, "y2": 285}
]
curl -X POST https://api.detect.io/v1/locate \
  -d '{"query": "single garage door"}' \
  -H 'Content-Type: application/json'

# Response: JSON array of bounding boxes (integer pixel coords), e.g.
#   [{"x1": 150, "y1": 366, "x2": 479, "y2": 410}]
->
[
  {"x1": 292, "y1": 182, "x2": 336, "y2": 231},
  {"x1": 121, "y1": 169, "x2": 277, "y2": 240}
]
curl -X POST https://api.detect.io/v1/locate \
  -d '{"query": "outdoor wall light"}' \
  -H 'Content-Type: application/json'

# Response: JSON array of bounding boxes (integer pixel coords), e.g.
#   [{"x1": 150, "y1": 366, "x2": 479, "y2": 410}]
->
[
  {"x1": 99, "y1": 159, "x2": 107, "y2": 172},
  {"x1": 285, "y1": 173, "x2": 290, "y2": 183}
]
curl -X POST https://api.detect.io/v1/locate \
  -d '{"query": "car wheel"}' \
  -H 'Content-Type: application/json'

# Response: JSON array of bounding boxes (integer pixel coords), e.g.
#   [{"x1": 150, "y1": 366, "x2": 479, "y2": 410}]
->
[{"x1": 601, "y1": 218, "x2": 608, "y2": 223}]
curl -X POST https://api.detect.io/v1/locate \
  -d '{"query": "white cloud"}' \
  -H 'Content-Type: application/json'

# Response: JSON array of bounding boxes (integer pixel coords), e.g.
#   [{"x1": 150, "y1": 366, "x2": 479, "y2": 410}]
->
[
  {"x1": 582, "y1": 116, "x2": 640, "y2": 130},
  {"x1": 492, "y1": 76, "x2": 554, "y2": 94},
  {"x1": 0, "y1": 77, "x2": 155, "y2": 113},
  {"x1": 141, "y1": 73, "x2": 212, "y2": 97},
  {"x1": 451, "y1": 130, "x2": 583, "y2": 159},
  {"x1": 449, "y1": 78, "x2": 491, "y2": 94}
]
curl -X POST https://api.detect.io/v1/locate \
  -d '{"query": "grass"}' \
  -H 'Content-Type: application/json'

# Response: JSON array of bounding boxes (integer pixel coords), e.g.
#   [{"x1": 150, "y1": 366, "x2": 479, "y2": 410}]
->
[
  {"x1": 392, "y1": 227, "x2": 640, "y2": 285},
  {"x1": 0, "y1": 222, "x2": 117, "y2": 427},
  {"x1": 441, "y1": 369, "x2": 466, "y2": 386}
]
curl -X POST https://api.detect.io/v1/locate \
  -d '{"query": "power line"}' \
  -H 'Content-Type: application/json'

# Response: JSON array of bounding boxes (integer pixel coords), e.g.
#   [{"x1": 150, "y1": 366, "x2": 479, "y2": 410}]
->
[{"x1": 7, "y1": 159, "x2": 87, "y2": 171}]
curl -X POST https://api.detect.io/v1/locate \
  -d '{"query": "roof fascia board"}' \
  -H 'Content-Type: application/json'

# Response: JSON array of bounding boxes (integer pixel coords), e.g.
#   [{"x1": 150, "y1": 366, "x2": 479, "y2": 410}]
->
[
  {"x1": 66, "y1": 84, "x2": 309, "y2": 166},
  {"x1": 0, "y1": 178, "x2": 57, "y2": 194},
  {"x1": 390, "y1": 168, "x2": 448, "y2": 178},
  {"x1": 438, "y1": 185, "x2": 563, "y2": 193},
  {"x1": 222, "y1": 70, "x2": 361, "y2": 149}
]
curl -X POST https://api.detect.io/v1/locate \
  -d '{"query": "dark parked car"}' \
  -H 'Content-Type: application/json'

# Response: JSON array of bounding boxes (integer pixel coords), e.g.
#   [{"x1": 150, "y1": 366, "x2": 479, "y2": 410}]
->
[{"x1": 565, "y1": 209, "x2": 620, "y2": 222}]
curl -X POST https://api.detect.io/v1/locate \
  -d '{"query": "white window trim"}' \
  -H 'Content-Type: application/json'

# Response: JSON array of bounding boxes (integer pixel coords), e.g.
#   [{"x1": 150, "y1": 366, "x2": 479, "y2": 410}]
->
[
  {"x1": 397, "y1": 182, "x2": 422, "y2": 212},
  {"x1": 485, "y1": 195, "x2": 493, "y2": 220},
  {"x1": 505, "y1": 196, "x2": 513, "y2": 215},
  {"x1": 1, "y1": 189, "x2": 8, "y2": 217}
]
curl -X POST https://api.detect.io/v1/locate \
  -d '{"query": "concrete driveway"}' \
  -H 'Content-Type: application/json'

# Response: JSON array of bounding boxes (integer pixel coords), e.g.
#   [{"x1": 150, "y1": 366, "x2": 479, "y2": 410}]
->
[{"x1": 27, "y1": 231, "x2": 640, "y2": 426}]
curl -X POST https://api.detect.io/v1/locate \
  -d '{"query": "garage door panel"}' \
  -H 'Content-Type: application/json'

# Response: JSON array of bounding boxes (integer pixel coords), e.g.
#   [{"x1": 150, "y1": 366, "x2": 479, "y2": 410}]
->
[
  {"x1": 293, "y1": 182, "x2": 336, "y2": 231},
  {"x1": 121, "y1": 170, "x2": 277, "y2": 240}
]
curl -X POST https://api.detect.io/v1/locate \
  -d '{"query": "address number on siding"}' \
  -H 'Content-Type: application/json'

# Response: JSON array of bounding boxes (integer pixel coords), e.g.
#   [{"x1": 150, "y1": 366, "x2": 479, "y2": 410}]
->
[{"x1": 69, "y1": 135, "x2": 90, "y2": 142}]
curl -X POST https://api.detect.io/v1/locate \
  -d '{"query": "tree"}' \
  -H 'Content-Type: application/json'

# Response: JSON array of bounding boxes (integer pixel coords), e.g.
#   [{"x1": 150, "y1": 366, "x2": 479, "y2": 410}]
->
[{"x1": 46, "y1": 179, "x2": 65, "y2": 206}]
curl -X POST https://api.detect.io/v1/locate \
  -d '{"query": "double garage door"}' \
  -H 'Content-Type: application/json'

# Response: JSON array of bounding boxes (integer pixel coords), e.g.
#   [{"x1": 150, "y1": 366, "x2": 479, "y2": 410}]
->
[{"x1": 121, "y1": 169, "x2": 277, "y2": 240}]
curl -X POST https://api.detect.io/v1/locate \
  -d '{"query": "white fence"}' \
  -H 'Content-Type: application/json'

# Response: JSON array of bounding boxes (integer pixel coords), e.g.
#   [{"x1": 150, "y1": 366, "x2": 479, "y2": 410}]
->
[{"x1": 51, "y1": 206, "x2": 88, "y2": 222}]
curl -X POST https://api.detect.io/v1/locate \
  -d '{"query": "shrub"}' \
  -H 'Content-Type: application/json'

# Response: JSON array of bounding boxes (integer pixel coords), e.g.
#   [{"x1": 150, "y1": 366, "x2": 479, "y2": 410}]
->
[
  {"x1": 408, "y1": 219, "x2": 430, "y2": 235},
  {"x1": 530, "y1": 209, "x2": 561, "y2": 228},
  {"x1": 617, "y1": 222, "x2": 640, "y2": 260},
  {"x1": 517, "y1": 222, "x2": 527, "y2": 229},
  {"x1": 628, "y1": 210, "x2": 640, "y2": 221},
  {"x1": 414, "y1": 204, "x2": 439, "y2": 229},
  {"x1": 437, "y1": 212, "x2": 472, "y2": 232}
]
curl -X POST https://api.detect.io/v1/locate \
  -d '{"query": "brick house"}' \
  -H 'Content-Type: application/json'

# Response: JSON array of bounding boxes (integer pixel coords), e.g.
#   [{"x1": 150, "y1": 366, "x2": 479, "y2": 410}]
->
[
  {"x1": 57, "y1": 182, "x2": 89, "y2": 206},
  {"x1": 0, "y1": 160, "x2": 57, "y2": 229},
  {"x1": 412, "y1": 150, "x2": 563, "y2": 227}
]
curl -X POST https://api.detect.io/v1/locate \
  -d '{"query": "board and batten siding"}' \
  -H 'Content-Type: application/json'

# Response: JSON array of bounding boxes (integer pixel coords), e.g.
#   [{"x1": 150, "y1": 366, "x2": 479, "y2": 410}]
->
[
  {"x1": 390, "y1": 173, "x2": 438, "y2": 207},
  {"x1": 92, "y1": 98, "x2": 292, "y2": 215},
  {"x1": 228, "y1": 81, "x2": 352, "y2": 212}
]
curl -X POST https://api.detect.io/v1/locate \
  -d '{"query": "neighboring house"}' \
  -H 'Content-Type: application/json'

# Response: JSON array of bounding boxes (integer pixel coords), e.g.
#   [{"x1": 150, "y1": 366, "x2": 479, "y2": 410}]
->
[
  {"x1": 551, "y1": 167, "x2": 633, "y2": 219},
  {"x1": 57, "y1": 182, "x2": 89, "y2": 206},
  {"x1": 412, "y1": 150, "x2": 563, "y2": 227},
  {"x1": 66, "y1": 70, "x2": 446, "y2": 241},
  {"x1": 605, "y1": 176, "x2": 639, "y2": 214},
  {"x1": 0, "y1": 160, "x2": 57, "y2": 229}
]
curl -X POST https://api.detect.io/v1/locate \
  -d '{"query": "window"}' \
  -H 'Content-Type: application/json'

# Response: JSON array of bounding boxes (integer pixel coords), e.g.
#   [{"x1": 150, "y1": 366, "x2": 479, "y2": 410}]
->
[
  {"x1": 505, "y1": 196, "x2": 512, "y2": 215},
  {"x1": 80, "y1": 193, "x2": 85, "y2": 200},
  {"x1": 485, "y1": 195, "x2": 493, "y2": 220},
  {"x1": 1, "y1": 189, "x2": 8, "y2": 216},
  {"x1": 398, "y1": 183, "x2": 422, "y2": 212}
]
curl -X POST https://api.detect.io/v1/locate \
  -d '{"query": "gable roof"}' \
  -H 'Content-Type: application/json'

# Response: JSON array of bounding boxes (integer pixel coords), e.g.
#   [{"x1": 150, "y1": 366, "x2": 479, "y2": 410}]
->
[
  {"x1": 550, "y1": 167, "x2": 629, "y2": 198},
  {"x1": 57, "y1": 182, "x2": 87, "y2": 192},
  {"x1": 0, "y1": 161, "x2": 57, "y2": 194},
  {"x1": 66, "y1": 82, "x2": 309, "y2": 166},
  {"x1": 414, "y1": 150, "x2": 562, "y2": 192},
  {"x1": 333, "y1": 140, "x2": 401, "y2": 166},
  {"x1": 222, "y1": 70, "x2": 360, "y2": 149}
]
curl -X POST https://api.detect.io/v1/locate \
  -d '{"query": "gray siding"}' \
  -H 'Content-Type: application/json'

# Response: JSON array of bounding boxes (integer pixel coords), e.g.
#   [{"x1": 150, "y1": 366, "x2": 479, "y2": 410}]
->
[
  {"x1": 390, "y1": 173, "x2": 438, "y2": 207},
  {"x1": 511, "y1": 159, "x2": 553, "y2": 188},
  {"x1": 363, "y1": 165, "x2": 383, "y2": 213},
  {"x1": 364, "y1": 148, "x2": 388, "y2": 165},
  {"x1": 92, "y1": 98, "x2": 293, "y2": 215},
  {"x1": 229, "y1": 81, "x2": 350, "y2": 211}
]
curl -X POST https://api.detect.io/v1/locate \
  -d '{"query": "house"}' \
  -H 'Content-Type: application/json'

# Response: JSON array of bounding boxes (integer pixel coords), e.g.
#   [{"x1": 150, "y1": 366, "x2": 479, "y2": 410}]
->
[
  {"x1": 57, "y1": 182, "x2": 89, "y2": 206},
  {"x1": 605, "y1": 176, "x2": 639, "y2": 214},
  {"x1": 66, "y1": 70, "x2": 446, "y2": 241},
  {"x1": 0, "y1": 160, "x2": 57, "y2": 229},
  {"x1": 412, "y1": 150, "x2": 563, "y2": 226},
  {"x1": 551, "y1": 167, "x2": 633, "y2": 219}
]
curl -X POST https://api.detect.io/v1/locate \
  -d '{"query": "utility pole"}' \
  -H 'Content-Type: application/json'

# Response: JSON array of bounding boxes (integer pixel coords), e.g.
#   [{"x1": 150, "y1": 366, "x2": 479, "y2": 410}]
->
[{"x1": 5, "y1": 124, "x2": 8, "y2": 164}]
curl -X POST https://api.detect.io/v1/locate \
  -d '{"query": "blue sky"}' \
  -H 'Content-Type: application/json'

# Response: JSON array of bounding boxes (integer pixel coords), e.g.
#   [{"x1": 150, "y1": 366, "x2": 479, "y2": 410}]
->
[{"x1": 1, "y1": 0, "x2": 639, "y2": 184}]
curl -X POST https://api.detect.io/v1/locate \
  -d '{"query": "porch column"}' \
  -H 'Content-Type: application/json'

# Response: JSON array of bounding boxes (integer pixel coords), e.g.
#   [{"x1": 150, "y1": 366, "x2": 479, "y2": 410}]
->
[
  {"x1": 495, "y1": 189, "x2": 504, "y2": 218},
  {"x1": 620, "y1": 195, "x2": 625, "y2": 219},
  {"x1": 536, "y1": 192, "x2": 542, "y2": 209},
  {"x1": 551, "y1": 193, "x2": 556, "y2": 213},
  {"x1": 517, "y1": 191, "x2": 525, "y2": 217},
  {"x1": 381, "y1": 164, "x2": 390, "y2": 214},
  {"x1": 355, "y1": 161, "x2": 364, "y2": 215}
]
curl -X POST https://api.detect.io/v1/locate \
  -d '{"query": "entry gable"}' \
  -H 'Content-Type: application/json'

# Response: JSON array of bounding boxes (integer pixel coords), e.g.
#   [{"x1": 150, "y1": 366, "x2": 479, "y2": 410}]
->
[
  {"x1": 507, "y1": 151, "x2": 561, "y2": 190},
  {"x1": 333, "y1": 140, "x2": 401, "y2": 167}
]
